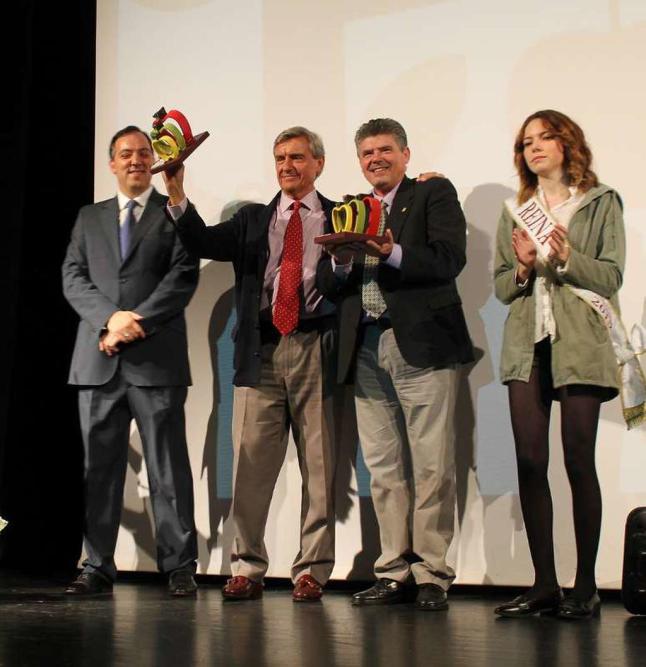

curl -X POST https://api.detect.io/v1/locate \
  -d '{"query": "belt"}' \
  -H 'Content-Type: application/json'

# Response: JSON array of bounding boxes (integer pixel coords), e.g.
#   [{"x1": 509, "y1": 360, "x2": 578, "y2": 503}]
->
[
  {"x1": 362, "y1": 317, "x2": 392, "y2": 331},
  {"x1": 297, "y1": 316, "x2": 334, "y2": 333},
  {"x1": 259, "y1": 316, "x2": 334, "y2": 343}
]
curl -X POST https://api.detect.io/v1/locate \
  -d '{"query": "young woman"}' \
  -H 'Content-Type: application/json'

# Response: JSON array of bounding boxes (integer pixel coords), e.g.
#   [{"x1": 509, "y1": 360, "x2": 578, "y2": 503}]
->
[{"x1": 493, "y1": 110, "x2": 625, "y2": 619}]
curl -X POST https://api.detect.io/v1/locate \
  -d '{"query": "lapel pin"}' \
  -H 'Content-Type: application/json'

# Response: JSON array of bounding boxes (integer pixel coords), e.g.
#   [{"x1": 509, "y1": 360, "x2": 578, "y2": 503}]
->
[{"x1": 401, "y1": 207, "x2": 407, "y2": 213}]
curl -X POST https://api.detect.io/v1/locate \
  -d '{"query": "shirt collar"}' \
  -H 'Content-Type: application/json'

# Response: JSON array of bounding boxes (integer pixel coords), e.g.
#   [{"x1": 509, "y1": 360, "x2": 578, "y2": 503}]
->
[
  {"x1": 117, "y1": 185, "x2": 154, "y2": 211},
  {"x1": 536, "y1": 184, "x2": 581, "y2": 211},
  {"x1": 278, "y1": 188, "x2": 320, "y2": 216},
  {"x1": 373, "y1": 178, "x2": 404, "y2": 211}
]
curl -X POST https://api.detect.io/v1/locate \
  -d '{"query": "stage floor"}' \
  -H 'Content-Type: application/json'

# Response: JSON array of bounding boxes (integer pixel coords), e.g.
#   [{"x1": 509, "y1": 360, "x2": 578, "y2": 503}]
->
[{"x1": 1, "y1": 577, "x2": 644, "y2": 666}]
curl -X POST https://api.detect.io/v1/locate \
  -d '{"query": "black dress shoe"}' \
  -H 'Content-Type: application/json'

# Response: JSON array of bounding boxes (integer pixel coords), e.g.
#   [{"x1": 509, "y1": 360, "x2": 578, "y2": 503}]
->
[
  {"x1": 556, "y1": 591, "x2": 601, "y2": 619},
  {"x1": 352, "y1": 578, "x2": 406, "y2": 605},
  {"x1": 494, "y1": 589, "x2": 563, "y2": 617},
  {"x1": 168, "y1": 569, "x2": 198, "y2": 597},
  {"x1": 64, "y1": 572, "x2": 113, "y2": 597},
  {"x1": 416, "y1": 583, "x2": 448, "y2": 611}
]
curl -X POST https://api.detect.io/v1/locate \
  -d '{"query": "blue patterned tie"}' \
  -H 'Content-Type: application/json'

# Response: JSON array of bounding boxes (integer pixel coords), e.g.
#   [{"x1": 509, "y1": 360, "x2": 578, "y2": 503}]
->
[{"x1": 120, "y1": 199, "x2": 137, "y2": 261}]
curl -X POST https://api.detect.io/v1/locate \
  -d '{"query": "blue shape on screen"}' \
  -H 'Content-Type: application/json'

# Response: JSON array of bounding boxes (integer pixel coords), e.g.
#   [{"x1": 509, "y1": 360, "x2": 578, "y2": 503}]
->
[
  {"x1": 476, "y1": 295, "x2": 518, "y2": 495},
  {"x1": 215, "y1": 309, "x2": 236, "y2": 499},
  {"x1": 355, "y1": 441, "x2": 372, "y2": 497}
]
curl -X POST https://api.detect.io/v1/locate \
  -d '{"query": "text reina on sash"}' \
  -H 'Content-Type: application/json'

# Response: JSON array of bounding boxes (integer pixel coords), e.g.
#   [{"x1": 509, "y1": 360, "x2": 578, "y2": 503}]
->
[{"x1": 516, "y1": 200, "x2": 556, "y2": 248}]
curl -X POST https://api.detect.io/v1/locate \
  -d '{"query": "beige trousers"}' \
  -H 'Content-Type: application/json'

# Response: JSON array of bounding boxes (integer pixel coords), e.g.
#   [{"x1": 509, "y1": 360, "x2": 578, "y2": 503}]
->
[
  {"x1": 230, "y1": 329, "x2": 335, "y2": 583},
  {"x1": 355, "y1": 326, "x2": 458, "y2": 589}
]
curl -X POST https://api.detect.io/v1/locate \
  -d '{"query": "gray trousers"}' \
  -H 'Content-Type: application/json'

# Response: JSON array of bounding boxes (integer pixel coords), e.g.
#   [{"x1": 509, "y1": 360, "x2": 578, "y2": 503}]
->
[
  {"x1": 355, "y1": 326, "x2": 458, "y2": 589},
  {"x1": 230, "y1": 329, "x2": 336, "y2": 584},
  {"x1": 78, "y1": 372, "x2": 197, "y2": 581}
]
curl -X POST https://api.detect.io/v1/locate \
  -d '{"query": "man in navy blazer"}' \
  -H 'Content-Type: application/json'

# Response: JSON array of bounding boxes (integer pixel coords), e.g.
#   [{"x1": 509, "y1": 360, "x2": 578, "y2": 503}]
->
[
  {"x1": 62, "y1": 126, "x2": 199, "y2": 597},
  {"x1": 164, "y1": 127, "x2": 337, "y2": 602},
  {"x1": 317, "y1": 118, "x2": 474, "y2": 610}
]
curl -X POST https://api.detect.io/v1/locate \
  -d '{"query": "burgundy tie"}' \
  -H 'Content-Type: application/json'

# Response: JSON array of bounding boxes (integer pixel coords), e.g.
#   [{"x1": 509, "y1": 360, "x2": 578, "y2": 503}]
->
[{"x1": 273, "y1": 201, "x2": 303, "y2": 335}]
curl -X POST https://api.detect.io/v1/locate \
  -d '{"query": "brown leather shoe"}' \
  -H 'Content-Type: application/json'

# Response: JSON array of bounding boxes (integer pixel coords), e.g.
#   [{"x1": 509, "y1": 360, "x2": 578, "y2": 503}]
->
[
  {"x1": 293, "y1": 574, "x2": 323, "y2": 602},
  {"x1": 64, "y1": 571, "x2": 113, "y2": 598},
  {"x1": 222, "y1": 575, "x2": 263, "y2": 600},
  {"x1": 168, "y1": 569, "x2": 198, "y2": 597}
]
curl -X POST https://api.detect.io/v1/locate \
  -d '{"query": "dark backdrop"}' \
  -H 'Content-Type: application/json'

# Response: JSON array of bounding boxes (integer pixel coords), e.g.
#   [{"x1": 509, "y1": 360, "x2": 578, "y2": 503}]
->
[{"x1": 0, "y1": 1, "x2": 96, "y2": 573}]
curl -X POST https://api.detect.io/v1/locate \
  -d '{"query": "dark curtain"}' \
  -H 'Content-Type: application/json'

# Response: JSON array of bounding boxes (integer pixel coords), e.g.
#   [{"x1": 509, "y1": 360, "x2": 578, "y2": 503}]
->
[{"x1": 0, "y1": 1, "x2": 96, "y2": 573}]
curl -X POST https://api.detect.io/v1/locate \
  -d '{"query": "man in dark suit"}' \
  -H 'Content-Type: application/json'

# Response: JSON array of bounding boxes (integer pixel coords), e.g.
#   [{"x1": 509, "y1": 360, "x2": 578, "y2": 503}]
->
[
  {"x1": 317, "y1": 118, "x2": 474, "y2": 610},
  {"x1": 62, "y1": 126, "x2": 199, "y2": 597},
  {"x1": 163, "y1": 127, "x2": 336, "y2": 602}
]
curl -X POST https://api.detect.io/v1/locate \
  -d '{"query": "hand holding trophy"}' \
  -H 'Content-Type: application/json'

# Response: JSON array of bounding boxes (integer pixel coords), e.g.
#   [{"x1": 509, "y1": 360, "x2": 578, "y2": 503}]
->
[{"x1": 149, "y1": 107, "x2": 209, "y2": 174}]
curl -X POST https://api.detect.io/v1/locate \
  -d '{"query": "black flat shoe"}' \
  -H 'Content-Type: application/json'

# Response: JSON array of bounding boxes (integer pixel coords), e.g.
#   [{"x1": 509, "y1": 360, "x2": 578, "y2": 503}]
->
[
  {"x1": 556, "y1": 591, "x2": 601, "y2": 619},
  {"x1": 352, "y1": 578, "x2": 406, "y2": 605},
  {"x1": 494, "y1": 589, "x2": 563, "y2": 617}
]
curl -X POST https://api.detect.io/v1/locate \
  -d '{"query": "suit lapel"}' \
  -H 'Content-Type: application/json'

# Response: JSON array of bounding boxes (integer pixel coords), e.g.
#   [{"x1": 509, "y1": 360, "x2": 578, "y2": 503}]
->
[
  {"x1": 98, "y1": 197, "x2": 121, "y2": 267},
  {"x1": 122, "y1": 189, "x2": 166, "y2": 265},
  {"x1": 387, "y1": 176, "x2": 415, "y2": 242},
  {"x1": 318, "y1": 192, "x2": 336, "y2": 233},
  {"x1": 256, "y1": 192, "x2": 280, "y2": 280}
]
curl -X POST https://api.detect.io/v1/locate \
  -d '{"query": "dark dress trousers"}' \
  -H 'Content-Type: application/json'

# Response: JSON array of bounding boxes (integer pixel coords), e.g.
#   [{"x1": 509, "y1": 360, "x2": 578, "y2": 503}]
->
[{"x1": 62, "y1": 188, "x2": 199, "y2": 581}]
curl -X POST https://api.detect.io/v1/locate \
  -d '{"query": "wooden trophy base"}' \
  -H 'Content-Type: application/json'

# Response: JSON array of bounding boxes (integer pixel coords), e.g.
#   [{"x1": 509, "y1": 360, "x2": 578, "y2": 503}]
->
[
  {"x1": 314, "y1": 231, "x2": 388, "y2": 246},
  {"x1": 150, "y1": 131, "x2": 210, "y2": 174}
]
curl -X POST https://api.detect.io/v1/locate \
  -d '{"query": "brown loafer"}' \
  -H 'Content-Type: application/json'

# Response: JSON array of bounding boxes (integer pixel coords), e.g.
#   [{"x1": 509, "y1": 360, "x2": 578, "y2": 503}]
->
[
  {"x1": 222, "y1": 575, "x2": 263, "y2": 600},
  {"x1": 293, "y1": 574, "x2": 323, "y2": 602}
]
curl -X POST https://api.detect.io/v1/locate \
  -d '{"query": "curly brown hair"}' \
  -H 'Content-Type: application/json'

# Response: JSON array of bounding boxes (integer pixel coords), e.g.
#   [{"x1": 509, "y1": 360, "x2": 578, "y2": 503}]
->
[{"x1": 514, "y1": 110, "x2": 598, "y2": 203}]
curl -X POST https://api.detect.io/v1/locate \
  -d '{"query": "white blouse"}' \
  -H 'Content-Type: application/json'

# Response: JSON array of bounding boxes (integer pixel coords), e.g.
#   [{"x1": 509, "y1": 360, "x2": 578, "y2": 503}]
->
[{"x1": 533, "y1": 185, "x2": 584, "y2": 343}]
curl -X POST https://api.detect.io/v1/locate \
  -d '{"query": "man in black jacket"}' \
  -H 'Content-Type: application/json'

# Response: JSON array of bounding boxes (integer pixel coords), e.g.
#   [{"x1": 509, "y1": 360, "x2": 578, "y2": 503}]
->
[
  {"x1": 165, "y1": 127, "x2": 336, "y2": 602},
  {"x1": 317, "y1": 118, "x2": 474, "y2": 610}
]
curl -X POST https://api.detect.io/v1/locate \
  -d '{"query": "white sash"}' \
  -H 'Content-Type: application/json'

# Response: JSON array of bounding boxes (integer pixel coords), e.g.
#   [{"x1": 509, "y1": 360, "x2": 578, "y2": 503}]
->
[{"x1": 505, "y1": 196, "x2": 646, "y2": 430}]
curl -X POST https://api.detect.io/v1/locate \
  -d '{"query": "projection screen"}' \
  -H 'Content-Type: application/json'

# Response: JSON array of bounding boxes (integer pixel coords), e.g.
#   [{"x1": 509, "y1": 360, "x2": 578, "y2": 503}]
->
[{"x1": 94, "y1": 0, "x2": 646, "y2": 587}]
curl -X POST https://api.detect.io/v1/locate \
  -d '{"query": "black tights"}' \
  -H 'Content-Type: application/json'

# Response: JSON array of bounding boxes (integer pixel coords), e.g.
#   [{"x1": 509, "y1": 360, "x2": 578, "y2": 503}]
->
[{"x1": 508, "y1": 362, "x2": 603, "y2": 600}]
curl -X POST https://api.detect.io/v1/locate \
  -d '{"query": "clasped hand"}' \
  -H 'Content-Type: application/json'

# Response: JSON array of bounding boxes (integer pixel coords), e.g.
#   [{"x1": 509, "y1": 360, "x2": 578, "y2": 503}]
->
[
  {"x1": 99, "y1": 310, "x2": 145, "y2": 356},
  {"x1": 512, "y1": 223, "x2": 570, "y2": 282},
  {"x1": 547, "y1": 223, "x2": 570, "y2": 265}
]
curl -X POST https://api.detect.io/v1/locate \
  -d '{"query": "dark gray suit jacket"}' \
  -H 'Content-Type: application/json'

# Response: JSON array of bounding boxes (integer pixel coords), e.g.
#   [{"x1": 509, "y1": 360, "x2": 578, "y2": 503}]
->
[
  {"x1": 317, "y1": 176, "x2": 474, "y2": 384},
  {"x1": 62, "y1": 188, "x2": 199, "y2": 387}
]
